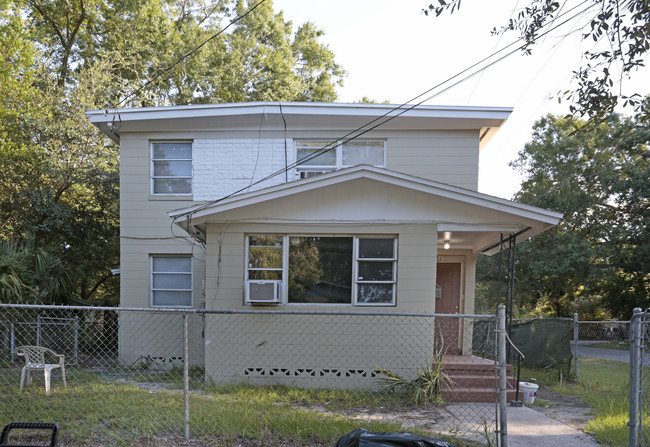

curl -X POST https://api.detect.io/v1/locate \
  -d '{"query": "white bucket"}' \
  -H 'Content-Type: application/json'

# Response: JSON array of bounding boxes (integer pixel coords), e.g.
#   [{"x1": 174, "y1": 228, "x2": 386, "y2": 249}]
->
[{"x1": 519, "y1": 381, "x2": 539, "y2": 404}]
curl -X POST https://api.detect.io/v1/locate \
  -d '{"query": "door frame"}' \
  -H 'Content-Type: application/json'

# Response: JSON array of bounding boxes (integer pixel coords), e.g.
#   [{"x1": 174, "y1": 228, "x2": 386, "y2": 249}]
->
[
  {"x1": 435, "y1": 253, "x2": 475, "y2": 355},
  {"x1": 435, "y1": 255, "x2": 467, "y2": 315}
]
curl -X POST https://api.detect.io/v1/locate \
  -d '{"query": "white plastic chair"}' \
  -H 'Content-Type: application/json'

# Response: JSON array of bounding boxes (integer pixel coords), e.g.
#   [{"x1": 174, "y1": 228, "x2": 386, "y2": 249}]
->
[{"x1": 16, "y1": 346, "x2": 67, "y2": 395}]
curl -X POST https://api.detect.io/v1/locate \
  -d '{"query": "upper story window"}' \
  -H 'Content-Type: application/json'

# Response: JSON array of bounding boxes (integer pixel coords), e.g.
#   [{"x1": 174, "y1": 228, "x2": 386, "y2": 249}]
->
[
  {"x1": 295, "y1": 140, "x2": 385, "y2": 179},
  {"x1": 151, "y1": 142, "x2": 192, "y2": 195}
]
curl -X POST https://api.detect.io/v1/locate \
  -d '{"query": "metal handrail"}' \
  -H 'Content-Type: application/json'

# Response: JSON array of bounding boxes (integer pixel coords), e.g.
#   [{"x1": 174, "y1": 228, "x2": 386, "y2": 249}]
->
[
  {"x1": 505, "y1": 331, "x2": 525, "y2": 404},
  {"x1": 505, "y1": 332, "x2": 525, "y2": 360}
]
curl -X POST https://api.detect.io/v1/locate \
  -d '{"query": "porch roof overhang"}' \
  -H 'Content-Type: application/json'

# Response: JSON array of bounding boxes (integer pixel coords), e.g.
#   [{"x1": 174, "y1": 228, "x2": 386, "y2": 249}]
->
[
  {"x1": 86, "y1": 101, "x2": 511, "y2": 150},
  {"x1": 170, "y1": 166, "x2": 562, "y2": 255}
]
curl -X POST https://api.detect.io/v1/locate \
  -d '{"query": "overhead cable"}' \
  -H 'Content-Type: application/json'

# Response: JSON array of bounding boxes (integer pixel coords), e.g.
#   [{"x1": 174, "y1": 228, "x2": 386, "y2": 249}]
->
[{"x1": 180, "y1": 0, "x2": 597, "y2": 218}]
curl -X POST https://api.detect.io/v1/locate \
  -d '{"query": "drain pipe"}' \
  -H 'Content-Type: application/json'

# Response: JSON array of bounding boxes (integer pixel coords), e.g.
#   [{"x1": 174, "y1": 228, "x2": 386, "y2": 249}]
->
[{"x1": 498, "y1": 305, "x2": 508, "y2": 447}]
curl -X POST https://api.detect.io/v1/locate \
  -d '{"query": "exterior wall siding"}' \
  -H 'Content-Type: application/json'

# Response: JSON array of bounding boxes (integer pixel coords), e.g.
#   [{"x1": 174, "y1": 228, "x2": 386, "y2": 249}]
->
[
  {"x1": 202, "y1": 223, "x2": 438, "y2": 387},
  {"x1": 117, "y1": 126, "x2": 482, "y2": 376},
  {"x1": 119, "y1": 135, "x2": 205, "y2": 366},
  {"x1": 386, "y1": 130, "x2": 480, "y2": 190}
]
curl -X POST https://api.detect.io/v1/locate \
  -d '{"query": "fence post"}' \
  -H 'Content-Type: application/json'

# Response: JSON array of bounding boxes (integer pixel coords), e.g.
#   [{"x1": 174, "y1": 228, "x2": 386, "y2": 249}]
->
[
  {"x1": 37, "y1": 315, "x2": 41, "y2": 346},
  {"x1": 183, "y1": 312, "x2": 190, "y2": 441},
  {"x1": 73, "y1": 316, "x2": 79, "y2": 365},
  {"x1": 10, "y1": 322, "x2": 16, "y2": 362},
  {"x1": 497, "y1": 305, "x2": 508, "y2": 447},
  {"x1": 629, "y1": 307, "x2": 643, "y2": 447},
  {"x1": 573, "y1": 313, "x2": 579, "y2": 381}
]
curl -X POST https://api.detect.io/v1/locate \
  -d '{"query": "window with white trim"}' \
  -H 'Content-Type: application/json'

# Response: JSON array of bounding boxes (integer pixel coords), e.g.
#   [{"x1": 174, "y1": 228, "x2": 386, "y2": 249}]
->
[
  {"x1": 151, "y1": 256, "x2": 192, "y2": 307},
  {"x1": 355, "y1": 238, "x2": 397, "y2": 305},
  {"x1": 151, "y1": 142, "x2": 192, "y2": 195},
  {"x1": 245, "y1": 235, "x2": 397, "y2": 306},
  {"x1": 295, "y1": 140, "x2": 385, "y2": 179}
]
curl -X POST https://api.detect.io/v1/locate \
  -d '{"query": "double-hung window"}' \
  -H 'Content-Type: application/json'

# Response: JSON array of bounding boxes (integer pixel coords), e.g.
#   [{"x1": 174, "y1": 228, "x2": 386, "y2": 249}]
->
[
  {"x1": 355, "y1": 238, "x2": 397, "y2": 305},
  {"x1": 245, "y1": 235, "x2": 397, "y2": 306},
  {"x1": 295, "y1": 140, "x2": 385, "y2": 179},
  {"x1": 151, "y1": 256, "x2": 192, "y2": 307},
  {"x1": 151, "y1": 142, "x2": 192, "y2": 195}
]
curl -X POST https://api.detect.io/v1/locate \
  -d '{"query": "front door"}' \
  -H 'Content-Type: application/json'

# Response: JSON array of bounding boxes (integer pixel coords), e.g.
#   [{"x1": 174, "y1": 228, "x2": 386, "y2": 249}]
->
[{"x1": 436, "y1": 263, "x2": 462, "y2": 355}]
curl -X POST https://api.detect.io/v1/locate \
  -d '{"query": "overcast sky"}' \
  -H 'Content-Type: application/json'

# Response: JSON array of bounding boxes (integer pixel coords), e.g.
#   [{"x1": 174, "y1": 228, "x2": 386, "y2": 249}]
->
[{"x1": 272, "y1": 0, "x2": 649, "y2": 199}]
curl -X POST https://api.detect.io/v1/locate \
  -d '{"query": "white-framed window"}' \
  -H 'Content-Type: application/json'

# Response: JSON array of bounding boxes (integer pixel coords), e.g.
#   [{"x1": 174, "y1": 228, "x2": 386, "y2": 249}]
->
[
  {"x1": 295, "y1": 140, "x2": 385, "y2": 179},
  {"x1": 151, "y1": 256, "x2": 192, "y2": 307},
  {"x1": 244, "y1": 235, "x2": 397, "y2": 306},
  {"x1": 354, "y1": 238, "x2": 398, "y2": 305},
  {"x1": 244, "y1": 235, "x2": 284, "y2": 304},
  {"x1": 151, "y1": 142, "x2": 192, "y2": 195}
]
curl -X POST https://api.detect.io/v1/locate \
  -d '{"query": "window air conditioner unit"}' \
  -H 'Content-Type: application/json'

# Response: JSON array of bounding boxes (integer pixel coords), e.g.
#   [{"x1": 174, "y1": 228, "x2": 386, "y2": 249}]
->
[{"x1": 246, "y1": 280, "x2": 281, "y2": 304}]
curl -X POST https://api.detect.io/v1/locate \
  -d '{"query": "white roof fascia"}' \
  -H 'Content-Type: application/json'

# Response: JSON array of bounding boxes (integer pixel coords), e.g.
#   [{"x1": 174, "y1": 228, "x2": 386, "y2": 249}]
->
[
  {"x1": 86, "y1": 101, "x2": 512, "y2": 122},
  {"x1": 86, "y1": 102, "x2": 512, "y2": 144},
  {"x1": 169, "y1": 165, "x2": 562, "y2": 225}
]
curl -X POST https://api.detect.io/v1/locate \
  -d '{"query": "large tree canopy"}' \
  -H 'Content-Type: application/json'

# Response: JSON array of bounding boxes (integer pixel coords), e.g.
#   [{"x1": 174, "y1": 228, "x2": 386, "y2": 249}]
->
[
  {"x1": 426, "y1": 0, "x2": 650, "y2": 119},
  {"x1": 477, "y1": 104, "x2": 649, "y2": 318},
  {"x1": 0, "y1": 0, "x2": 345, "y2": 304}
]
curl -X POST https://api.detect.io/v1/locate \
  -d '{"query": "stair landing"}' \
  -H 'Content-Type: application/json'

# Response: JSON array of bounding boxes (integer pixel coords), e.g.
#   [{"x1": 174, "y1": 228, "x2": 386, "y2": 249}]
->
[{"x1": 441, "y1": 355, "x2": 517, "y2": 403}]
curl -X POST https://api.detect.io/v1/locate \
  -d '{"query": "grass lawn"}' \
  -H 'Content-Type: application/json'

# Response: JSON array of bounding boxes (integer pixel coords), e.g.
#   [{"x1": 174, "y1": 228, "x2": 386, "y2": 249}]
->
[
  {"x1": 0, "y1": 368, "x2": 474, "y2": 446},
  {"x1": 523, "y1": 356, "x2": 647, "y2": 446}
]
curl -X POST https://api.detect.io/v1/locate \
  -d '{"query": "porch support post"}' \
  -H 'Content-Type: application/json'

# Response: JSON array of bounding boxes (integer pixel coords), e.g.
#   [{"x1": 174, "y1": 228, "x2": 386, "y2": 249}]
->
[
  {"x1": 505, "y1": 234, "x2": 516, "y2": 338},
  {"x1": 498, "y1": 233, "x2": 517, "y2": 362}
]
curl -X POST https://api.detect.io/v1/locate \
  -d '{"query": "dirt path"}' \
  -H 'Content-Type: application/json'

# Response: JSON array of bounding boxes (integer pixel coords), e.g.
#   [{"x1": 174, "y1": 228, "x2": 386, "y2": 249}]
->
[{"x1": 533, "y1": 388, "x2": 594, "y2": 432}]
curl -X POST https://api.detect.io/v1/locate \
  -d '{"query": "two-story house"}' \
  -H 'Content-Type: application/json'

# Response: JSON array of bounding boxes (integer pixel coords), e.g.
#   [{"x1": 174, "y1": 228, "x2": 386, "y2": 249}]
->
[{"x1": 87, "y1": 102, "x2": 561, "y2": 387}]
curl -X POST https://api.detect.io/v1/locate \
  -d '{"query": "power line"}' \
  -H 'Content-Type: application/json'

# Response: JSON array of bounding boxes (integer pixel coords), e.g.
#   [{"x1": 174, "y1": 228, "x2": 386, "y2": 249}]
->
[{"x1": 181, "y1": 0, "x2": 596, "y2": 218}]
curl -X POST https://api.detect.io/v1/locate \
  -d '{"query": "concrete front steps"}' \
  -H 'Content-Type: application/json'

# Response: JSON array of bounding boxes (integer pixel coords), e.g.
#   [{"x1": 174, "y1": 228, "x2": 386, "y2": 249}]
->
[{"x1": 440, "y1": 355, "x2": 517, "y2": 403}]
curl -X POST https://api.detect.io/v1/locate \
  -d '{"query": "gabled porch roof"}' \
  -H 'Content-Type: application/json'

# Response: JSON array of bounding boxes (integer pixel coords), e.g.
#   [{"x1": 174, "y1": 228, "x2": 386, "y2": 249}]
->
[{"x1": 170, "y1": 165, "x2": 562, "y2": 254}]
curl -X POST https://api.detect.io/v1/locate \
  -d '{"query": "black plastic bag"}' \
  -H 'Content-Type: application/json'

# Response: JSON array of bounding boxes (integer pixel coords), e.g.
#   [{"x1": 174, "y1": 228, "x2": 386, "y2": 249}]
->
[{"x1": 334, "y1": 428, "x2": 455, "y2": 447}]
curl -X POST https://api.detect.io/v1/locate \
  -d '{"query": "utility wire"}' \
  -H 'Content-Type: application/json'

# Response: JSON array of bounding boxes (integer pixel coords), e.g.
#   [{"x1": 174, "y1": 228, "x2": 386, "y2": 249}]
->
[
  {"x1": 179, "y1": 0, "x2": 597, "y2": 218},
  {"x1": 114, "y1": 0, "x2": 269, "y2": 109}
]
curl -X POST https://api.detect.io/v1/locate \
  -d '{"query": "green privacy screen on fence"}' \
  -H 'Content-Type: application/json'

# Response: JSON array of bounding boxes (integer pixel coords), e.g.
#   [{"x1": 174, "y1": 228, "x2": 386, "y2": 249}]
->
[{"x1": 473, "y1": 318, "x2": 573, "y2": 370}]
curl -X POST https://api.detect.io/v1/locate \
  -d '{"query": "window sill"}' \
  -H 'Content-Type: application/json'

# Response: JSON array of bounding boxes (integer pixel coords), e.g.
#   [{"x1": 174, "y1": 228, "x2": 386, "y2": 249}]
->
[
  {"x1": 251, "y1": 303, "x2": 398, "y2": 309},
  {"x1": 149, "y1": 195, "x2": 194, "y2": 201},
  {"x1": 151, "y1": 305, "x2": 193, "y2": 308}
]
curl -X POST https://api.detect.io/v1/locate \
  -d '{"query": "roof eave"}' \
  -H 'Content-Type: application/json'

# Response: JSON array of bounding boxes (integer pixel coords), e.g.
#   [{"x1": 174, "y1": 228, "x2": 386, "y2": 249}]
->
[{"x1": 169, "y1": 166, "x2": 563, "y2": 227}]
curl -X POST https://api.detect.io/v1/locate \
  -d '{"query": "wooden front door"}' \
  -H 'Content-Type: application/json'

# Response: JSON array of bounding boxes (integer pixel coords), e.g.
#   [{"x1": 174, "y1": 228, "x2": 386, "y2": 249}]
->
[{"x1": 436, "y1": 263, "x2": 462, "y2": 355}]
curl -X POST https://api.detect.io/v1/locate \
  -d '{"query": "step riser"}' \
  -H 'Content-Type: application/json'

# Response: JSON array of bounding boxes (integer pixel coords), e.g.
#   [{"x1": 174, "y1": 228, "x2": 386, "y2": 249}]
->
[
  {"x1": 441, "y1": 389, "x2": 516, "y2": 403},
  {"x1": 446, "y1": 376, "x2": 513, "y2": 388},
  {"x1": 443, "y1": 365, "x2": 512, "y2": 374}
]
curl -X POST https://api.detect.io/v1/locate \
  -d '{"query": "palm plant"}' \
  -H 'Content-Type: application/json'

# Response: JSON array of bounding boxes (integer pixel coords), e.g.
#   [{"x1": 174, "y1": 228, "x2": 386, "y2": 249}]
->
[
  {"x1": 0, "y1": 239, "x2": 76, "y2": 303},
  {"x1": 377, "y1": 348, "x2": 451, "y2": 405}
]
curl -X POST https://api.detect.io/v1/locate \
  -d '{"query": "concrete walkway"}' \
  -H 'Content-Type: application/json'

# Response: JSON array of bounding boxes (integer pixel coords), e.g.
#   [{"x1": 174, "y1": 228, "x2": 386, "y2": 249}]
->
[{"x1": 508, "y1": 405, "x2": 600, "y2": 446}]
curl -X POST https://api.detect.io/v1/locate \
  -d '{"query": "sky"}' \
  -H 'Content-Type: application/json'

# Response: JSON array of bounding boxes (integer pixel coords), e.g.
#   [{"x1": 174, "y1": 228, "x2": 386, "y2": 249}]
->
[{"x1": 272, "y1": 0, "x2": 649, "y2": 200}]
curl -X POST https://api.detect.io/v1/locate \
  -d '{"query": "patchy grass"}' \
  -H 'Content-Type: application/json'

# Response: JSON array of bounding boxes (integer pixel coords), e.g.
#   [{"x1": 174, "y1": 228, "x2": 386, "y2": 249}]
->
[
  {"x1": 521, "y1": 357, "x2": 639, "y2": 446},
  {"x1": 1, "y1": 368, "x2": 473, "y2": 446}
]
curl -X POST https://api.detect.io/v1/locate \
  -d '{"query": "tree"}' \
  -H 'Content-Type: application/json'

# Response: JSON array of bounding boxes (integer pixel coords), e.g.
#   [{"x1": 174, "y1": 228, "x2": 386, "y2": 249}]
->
[
  {"x1": 426, "y1": 0, "x2": 650, "y2": 119},
  {"x1": 499, "y1": 106, "x2": 649, "y2": 318},
  {"x1": 1, "y1": 0, "x2": 345, "y2": 304}
]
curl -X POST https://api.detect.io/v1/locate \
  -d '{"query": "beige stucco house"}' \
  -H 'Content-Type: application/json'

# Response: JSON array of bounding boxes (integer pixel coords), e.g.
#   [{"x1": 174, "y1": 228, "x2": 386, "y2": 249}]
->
[{"x1": 87, "y1": 102, "x2": 561, "y2": 386}]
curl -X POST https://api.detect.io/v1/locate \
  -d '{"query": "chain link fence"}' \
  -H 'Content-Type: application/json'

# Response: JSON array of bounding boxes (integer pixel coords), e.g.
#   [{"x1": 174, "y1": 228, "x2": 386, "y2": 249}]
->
[
  {"x1": 499, "y1": 315, "x2": 640, "y2": 445},
  {"x1": 0, "y1": 304, "x2": 506, "y2": 446}
]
